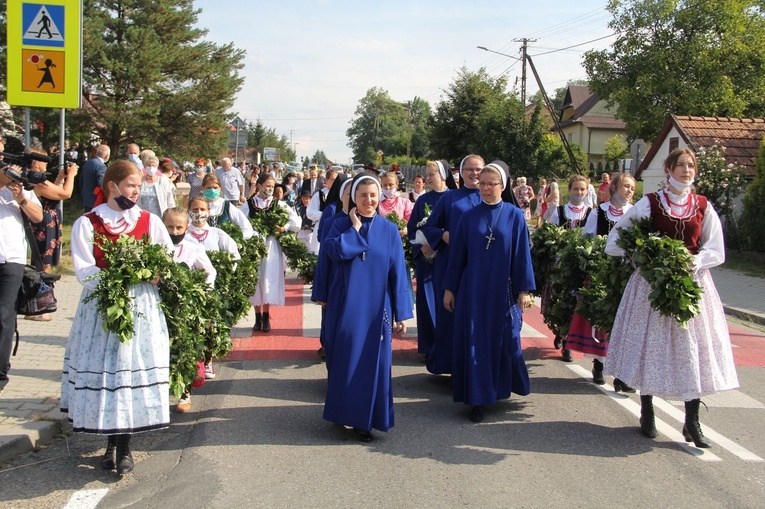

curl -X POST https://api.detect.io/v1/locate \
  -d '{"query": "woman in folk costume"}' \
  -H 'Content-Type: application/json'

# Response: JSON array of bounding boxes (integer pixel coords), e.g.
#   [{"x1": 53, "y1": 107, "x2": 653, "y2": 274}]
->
[
  {"x1": 443, "y1": 161, "x2": 535, "y2": 423},
  {"x1": 406, "y1": 160, "x2": 449, "y2": 359},
  {"x1": 62, "y1": 160, "x2": 174, "y2": 475},
  {"x1": 421, "y1": 155, "x2": 484, "y2": 376},
  {"x1": 605, "y1": 148, "x2": 738, "y2": 447},
  {"x1": 321, "y1": 172, "x2": 413, "y2": 442},
  {"x1": 543, "y1": 174, "x2": 592, "y2": 362},
  {"x1": 565, "y1": 173, "x2": 636, "y2": 392},
  {"x1": 200, "y1": 173, "x2": 254, "y2": 240},
  {"x1": 242, "y1": 172, "x2": 300, "y2": 333}
]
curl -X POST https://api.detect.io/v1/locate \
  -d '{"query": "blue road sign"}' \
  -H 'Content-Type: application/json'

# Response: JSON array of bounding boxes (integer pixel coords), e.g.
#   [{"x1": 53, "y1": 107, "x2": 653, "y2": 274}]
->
[{"x1": 22, "y1": 3, "x2": 65, "y2": 48}]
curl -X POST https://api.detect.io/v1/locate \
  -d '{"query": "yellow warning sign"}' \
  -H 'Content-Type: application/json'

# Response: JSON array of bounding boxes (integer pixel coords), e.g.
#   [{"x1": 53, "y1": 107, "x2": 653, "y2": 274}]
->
[
  {"x1": 6, "y1": 0, "x2": 82, "y2": 108},
  {"x1": 21, "y1": 49, "x2": 65, "y2": 94}
]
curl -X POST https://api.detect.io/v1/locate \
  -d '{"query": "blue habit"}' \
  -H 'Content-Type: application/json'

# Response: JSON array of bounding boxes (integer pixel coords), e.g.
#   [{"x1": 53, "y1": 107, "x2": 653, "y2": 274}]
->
[
  {"x1": 316, "y1": 202, "x2": 338, "y2": 245},
  {"x1": 443, "y1": 201, "x2": 535, "y2": 406},
  {"x1": 407, "y1": 190, "x2": 447, "y2": 354},
  {"x1": 311, "y1": 210, "x2": 346, "y2": 363},
  {"x1": 322, "y1": 214, "x2": 414, "y2": 432},
  {"x1": 421, "y1": 186, "x2": 481, "y2": 374}
]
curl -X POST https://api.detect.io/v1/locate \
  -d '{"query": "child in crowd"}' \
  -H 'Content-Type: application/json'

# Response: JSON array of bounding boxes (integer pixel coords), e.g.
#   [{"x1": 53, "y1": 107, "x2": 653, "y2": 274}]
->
[
  {"x1": 186, "y1": 196, "x2": 240, "y2": 379},
  {"x1": 162, "y1": 207, "x2": 217, "y2": 413}
]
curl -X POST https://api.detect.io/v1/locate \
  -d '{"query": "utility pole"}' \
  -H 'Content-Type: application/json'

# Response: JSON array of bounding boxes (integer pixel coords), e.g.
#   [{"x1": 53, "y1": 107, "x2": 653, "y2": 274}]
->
[{"x1": 513, "y1": 38, "x2": 536, "y2": 106}]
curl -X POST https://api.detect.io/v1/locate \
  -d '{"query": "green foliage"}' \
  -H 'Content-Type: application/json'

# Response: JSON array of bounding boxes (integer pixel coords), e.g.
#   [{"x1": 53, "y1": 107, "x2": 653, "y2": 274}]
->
[
  {"x1": 694, "y1": 143, "x2": 747, "y2": 220},
  {"x1": 615, "y1": 217, "x2": 703, "y2": 327},
  {"x1": 346, "y1": 88, "x2": 432, "y2": 163},
  {"x1": 160, "y1": 263, "x2": 217, "y2": 399},
  {"x1": 531, "y1": 226, "x2": 600, "y2": 337},
  {"x1": 603, "y1": 134, "x2": 629, "y2": 162},
  {"x1": 85, "y1": 235, "x2": 174, "y2": 344},
  {"x1": 585, "y1": 0, "x2": 765, "y2": 140},
  {"x1": 58, "y1": 0, "x2": 246, "y2": 160},
  {"x1": 740, "y1": 137, "x2": 765, "y2": 252},
  {"x1": 247, "y1": 120, "x2": 296, "y2": 163},
  {"x1": 577, "y1": 239, "x2": 633, "y2": 331},
  {"x1": 248, "y1": 205, "x2": 317, "y2": 282},
  {"x1": 84, "y1": 234, "x2": 226, "y2": 398}
]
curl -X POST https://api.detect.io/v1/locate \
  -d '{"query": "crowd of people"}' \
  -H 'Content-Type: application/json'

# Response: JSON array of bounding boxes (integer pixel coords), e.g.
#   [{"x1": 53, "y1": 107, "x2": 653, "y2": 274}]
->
[{"x1": 0, "y1": 141, "x2": 738, "y2": 475}]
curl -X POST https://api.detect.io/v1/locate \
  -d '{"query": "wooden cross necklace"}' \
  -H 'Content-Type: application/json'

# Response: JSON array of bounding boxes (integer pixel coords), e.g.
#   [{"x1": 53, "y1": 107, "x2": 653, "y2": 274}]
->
[{"x1": 483, "y1": 202, "x2": 504, "y2": 249}]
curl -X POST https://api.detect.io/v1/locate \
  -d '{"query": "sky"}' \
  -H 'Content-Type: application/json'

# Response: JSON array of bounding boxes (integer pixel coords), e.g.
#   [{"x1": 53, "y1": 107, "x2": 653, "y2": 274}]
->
[{"x1": 194, "y1": 0, "x2": 616, "y2": 165}]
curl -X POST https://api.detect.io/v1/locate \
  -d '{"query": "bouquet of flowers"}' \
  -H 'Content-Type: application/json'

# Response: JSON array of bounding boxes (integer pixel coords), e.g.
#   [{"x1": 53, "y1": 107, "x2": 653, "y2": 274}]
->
[
  {"x1": 384, "y1": 211, "x2": 414, "y2": 270},
  {"x1": 412, "y1": 203, "x2": 435, "y2": 263}
]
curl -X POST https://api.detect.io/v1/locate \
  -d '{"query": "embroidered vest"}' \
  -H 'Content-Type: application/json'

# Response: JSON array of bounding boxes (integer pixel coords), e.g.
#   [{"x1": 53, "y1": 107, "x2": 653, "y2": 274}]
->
[
  {"x1": 86, "y1": 210, "x2": 151, "y2": 268},
  {"x1": 646, "y1": 192, "x2": 707, "y2": 255},
  {"x1": 557, "y1": 205, "x2": 591, "y2": 230}
]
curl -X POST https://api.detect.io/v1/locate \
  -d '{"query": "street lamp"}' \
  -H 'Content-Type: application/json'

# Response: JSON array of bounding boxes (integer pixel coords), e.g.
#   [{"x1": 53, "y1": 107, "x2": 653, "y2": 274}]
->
[{"x1": 477, "y1": 46, "x2": 521, "y2": 61}]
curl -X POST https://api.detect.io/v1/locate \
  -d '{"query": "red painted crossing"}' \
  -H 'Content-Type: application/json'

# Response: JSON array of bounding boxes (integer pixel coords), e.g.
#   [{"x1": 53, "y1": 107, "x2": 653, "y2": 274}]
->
[{"x1": 225, "y1": 279, "x2": 765, "y2": 366}]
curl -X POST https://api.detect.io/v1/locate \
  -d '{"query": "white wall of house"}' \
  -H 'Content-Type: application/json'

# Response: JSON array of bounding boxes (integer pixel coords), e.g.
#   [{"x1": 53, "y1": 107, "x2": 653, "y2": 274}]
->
[{"x1": 640, "y1": 125, "x2": 687, "y2": 193}]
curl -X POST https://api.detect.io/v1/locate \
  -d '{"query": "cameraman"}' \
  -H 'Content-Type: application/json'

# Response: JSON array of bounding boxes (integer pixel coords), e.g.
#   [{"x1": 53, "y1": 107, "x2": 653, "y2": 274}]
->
[{"x1": 0, "y1": 143, "x2": 43, "y2": 393}]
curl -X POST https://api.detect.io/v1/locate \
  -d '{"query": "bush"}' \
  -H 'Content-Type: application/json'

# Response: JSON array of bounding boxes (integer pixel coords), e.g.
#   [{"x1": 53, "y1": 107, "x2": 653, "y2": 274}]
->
[{"x1": 739, "y1": 138, "x2": 765, "y2": 252}]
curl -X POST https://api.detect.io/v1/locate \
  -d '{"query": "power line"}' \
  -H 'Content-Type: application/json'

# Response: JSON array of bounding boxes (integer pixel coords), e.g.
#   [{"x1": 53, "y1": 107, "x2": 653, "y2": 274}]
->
[{"x1": 529, "y1": 32, "x2": 618, "y2": 57}]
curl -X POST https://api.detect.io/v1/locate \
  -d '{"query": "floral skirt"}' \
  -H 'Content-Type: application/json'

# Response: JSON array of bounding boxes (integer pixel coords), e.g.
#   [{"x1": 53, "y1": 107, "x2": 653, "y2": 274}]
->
[
  {"x1": 604, "y1": 269, "x2": 738, "y2": 399},
  {"x1": 60, "y1": 283, "x2": 170, "y2": 434}
]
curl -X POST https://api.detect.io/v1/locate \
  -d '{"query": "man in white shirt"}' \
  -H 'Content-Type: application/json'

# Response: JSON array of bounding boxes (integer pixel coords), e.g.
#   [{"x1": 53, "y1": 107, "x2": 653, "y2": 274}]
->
[
  {"x1": 0, "y1": 155, "x2": 44, "y2": 393},
  {"x1": 215, "y1": 157, "x2": 245, "y2": 205}
]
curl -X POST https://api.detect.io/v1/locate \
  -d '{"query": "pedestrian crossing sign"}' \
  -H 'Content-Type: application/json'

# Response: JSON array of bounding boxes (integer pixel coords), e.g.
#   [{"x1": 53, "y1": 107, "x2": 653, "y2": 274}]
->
[
  {"x1": 22, "y1": 3, "x2": 65, "y2": 48},
  {"x1": 6, "y1": 0, "x2": 82, "y2": 108}
]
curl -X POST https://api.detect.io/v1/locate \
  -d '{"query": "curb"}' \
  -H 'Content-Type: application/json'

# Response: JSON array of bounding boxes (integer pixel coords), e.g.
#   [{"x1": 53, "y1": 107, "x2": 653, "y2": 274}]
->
[
  {"x1": 0, "y1": 417, "x2": 71, "y2": 464},
  {"x1": 723, "y1": 305, "x2": 765, "y2": 327}
]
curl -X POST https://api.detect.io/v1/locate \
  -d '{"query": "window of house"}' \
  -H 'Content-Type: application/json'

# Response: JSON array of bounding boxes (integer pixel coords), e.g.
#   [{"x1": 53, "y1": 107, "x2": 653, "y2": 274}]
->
[{"x1": 669, "y1": 137, "x2": 679, "y2": 151}]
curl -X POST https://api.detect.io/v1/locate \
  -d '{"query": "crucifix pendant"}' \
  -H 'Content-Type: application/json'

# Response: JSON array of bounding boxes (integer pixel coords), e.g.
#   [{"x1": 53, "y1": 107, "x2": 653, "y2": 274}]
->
[{"x1": 485, "y1": 233, "x2": 495, "y2": 249}]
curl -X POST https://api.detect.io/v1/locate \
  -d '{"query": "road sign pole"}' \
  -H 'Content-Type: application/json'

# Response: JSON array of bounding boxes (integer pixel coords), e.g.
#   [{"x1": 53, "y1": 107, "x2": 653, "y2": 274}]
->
[{"x1": 24, "y1": 107, "x2": 30, "y2": 147}]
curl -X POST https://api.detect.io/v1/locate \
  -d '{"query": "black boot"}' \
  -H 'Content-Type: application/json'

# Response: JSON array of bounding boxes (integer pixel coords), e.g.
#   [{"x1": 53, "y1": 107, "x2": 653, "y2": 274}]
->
[
  {"x1": 100, "y1": 435, "x2": 117, "y2": 470},
  {"x1": 553, "y1": 335, "x2": 563, "y2": 349},
  {"x1": 682, "y1": 399, "x2": 711, "y2": 448},
  {"x1": 253, "y1": 312, "x2": 262, "y2": 332},
  {"x1": 116, "y1": 434, "x2": 134, "y2": 475},
  {"x1": 561, "y1": 340, "x2": 573, "y2": 362},
  {"x1": 592, "y1": 360, "x2": 605, "y2": 385},
  {"x1": 640, "y1": 395, "x2": 657, "y2": 438},
  {"x1": 613, "y1": 378, "x2": 636, "y2": 393},
  {"x1": 262, "y1": 312, "x2": 271, "y2": 333}
]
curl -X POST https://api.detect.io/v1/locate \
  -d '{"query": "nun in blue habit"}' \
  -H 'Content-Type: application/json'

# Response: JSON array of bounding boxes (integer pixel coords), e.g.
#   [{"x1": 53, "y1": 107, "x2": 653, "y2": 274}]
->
[
  {"x1": 443, "y1": 160, "x2": 535, "y2": 423},
  {"x1": 420, "y1": 154, "x2": 483, "y2": 374},
  {"x1": 406, "y1": 160, "x2": 451, "y2": 356},
  {"x1": 311, "y1": 177, "x2": 352, "y2": 363},
  {"x1": 321, "y1": 172, "x2": 413, "y2": 442}
]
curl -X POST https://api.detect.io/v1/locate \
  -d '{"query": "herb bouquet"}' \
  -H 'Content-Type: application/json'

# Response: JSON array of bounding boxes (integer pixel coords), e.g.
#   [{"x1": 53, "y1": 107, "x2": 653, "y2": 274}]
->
[
  {"x1": 576, "y1": 241, "x2": 632, "y2": 332},
  {"x1": 614, "y1": 217, "x2": 703, "y2": 327},
  {"x1": 248, "y1": 204, "x2": 317, "y2": 283},
  {"x1": 530, "y1": 222, "x2": 568, "y2": 297},
  {"x1": 85, "y1": 234, "x2": 174, "y2": 344}
]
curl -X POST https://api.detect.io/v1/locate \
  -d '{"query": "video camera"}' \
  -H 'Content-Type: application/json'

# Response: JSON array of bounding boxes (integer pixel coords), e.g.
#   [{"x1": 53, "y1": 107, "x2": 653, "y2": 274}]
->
[{"x1": 0, "y1": 151, "x2": 54, "y2": 190}]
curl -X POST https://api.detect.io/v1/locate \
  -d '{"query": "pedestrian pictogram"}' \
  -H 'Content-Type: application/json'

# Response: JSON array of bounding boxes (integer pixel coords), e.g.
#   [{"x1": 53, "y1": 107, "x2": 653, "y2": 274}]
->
[
  {"x1": 22, "y1": 3, "x2": 65, "y2": 48},
  {"x1": 22, "y1": 49, "x2": 64, "y2": 93}
]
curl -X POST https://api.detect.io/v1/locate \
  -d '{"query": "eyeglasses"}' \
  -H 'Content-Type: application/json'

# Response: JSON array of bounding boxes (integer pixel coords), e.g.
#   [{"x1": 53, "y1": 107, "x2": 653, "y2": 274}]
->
[
  {"x1": 463, "y1": 167, "x2": 483, "y2": 173},
  {"x1": 478, "y1": 181, "x2": 501, "y2": 188}
]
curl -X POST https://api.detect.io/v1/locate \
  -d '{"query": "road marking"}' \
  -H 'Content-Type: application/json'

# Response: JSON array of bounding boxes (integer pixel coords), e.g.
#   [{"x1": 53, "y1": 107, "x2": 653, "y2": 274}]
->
[
  {"x1": 567, "y1": 365, "x2": 722, "y2": 461},
  {"x1": 62, "y1": 489, "x2": 109, "y2": 509}
]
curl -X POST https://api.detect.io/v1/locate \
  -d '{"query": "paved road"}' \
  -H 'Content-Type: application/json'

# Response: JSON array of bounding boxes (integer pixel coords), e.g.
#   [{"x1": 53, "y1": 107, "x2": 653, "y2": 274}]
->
[{"x1": 1, "y1": 272, "x2": 764, "y2": 508}]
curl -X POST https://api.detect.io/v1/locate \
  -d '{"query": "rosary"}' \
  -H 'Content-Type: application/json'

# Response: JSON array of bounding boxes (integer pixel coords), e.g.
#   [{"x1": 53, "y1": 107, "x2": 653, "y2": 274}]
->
[{"x1": 483, "y1": 202, "x2": 504, "y2": 249}]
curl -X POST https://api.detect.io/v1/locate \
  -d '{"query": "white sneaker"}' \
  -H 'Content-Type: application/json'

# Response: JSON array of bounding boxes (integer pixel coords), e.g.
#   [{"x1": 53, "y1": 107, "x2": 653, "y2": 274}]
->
[{"x1": 204, "y1": 362, "x2": 216, "y2": 379}]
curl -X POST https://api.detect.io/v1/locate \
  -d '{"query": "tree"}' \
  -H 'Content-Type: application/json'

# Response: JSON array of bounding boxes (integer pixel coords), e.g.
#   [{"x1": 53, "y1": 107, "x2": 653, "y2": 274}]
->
[
  {"x1": 584, "y1": 0, "x2": 765, "y2": 140},
  {"x1": 694, "y1": 143, "x2": 747, "y2": 223},
  {"x1": 740, "y1": 139, "x2": 765, "y2": 252},
  {"x1": 603, "y1": 134, "x2": 629, "y2": 163},
  {"x1": 246, "y1": 120, "x2": 295, "y2": 163},
  {"x1": 430, "y1": 67, "x2": 510, "y2": 161},
  {"x1": 311, "y1": 150, "x2": 329, "y2": 166},
  {"x1": 63, "y1": 0, "x2": 245, "y2": 160},
  {"x1": 346, "y1": 87, "x2": 431, "y2": 163}
]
